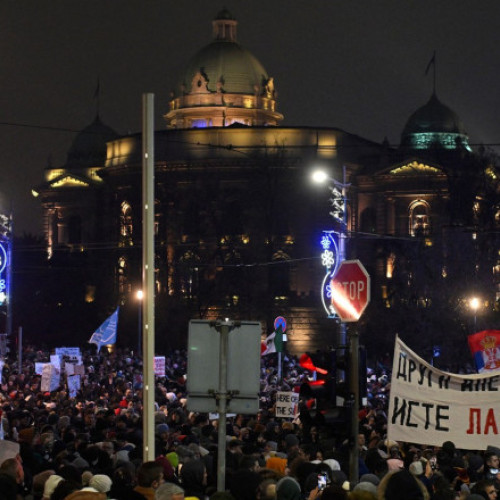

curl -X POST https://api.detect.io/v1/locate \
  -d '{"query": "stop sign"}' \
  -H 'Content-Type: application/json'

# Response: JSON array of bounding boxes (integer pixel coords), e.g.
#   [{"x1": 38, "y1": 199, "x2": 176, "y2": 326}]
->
[{"x1": 330, "y1": 259, "x2": 370, "y2": 322}]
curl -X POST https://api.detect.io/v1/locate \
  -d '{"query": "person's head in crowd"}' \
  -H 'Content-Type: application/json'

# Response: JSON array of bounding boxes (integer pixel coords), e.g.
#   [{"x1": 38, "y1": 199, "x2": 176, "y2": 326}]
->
[
  {"x1": 180, "y1": 459, "x2": 207, "y2": 499},
  {"x1": 257, "y1": 478, "x2": 277, "y2": 500},
  {"x1": 42, "y1": 474, "x2": 63, "y2": 499},
  {"x1": 228, "y1": 469, "x2": 261, "y2": 500},
  {"x1": 136, "y1": 461, "x2": 165, "y2": 490},
  {"x1": 0, "y1": 456, "x2": 24, "y2": 485},
  {"x1": 320, "y1": 484, "x2": 349, "y2": 500},
  {"x1": 468, "y1": 454, "x2": 485, "y2": 483},
  {"x1": 353, "y1": 481, "x2": 378, "y2": 496},
  {"x1": 89, "y1": 474, "x2": 112, "y2": 494},
  {"x1": 50, "y1": 479, "x2": 81, "y2": 500},
  {"x1": 155, "y1": 482, "x2": 185, "y2": 500},
  {"x1": 472, "y1": 479, "x2": 498, "y2": 500},
  {"x1": 58, "y1": 464, "x2": 82, "y2": 486},
  {"x1": 276, "y1": 476, "x2": 301, "y2": 500},
  {"x1": 378, "y1": 469, "x2": 429, "y2": 500},
  {"x1": 32, "y1": 470, "x2": 56, "y2": 500},
  {"x1": 238, "y1": 454, "x2": 260, "y2": 472}
]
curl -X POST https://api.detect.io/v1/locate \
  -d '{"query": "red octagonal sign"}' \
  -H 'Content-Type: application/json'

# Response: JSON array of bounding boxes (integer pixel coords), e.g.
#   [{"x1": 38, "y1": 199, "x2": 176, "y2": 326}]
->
[{"x1": 330, "y1": 259, "x2": 371, "y2": 322}]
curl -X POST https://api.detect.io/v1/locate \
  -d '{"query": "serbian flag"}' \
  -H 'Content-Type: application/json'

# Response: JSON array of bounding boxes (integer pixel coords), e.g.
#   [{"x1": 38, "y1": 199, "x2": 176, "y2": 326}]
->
[{"x1": 468, "y1": 330, "x2": 500, "y2": 373}]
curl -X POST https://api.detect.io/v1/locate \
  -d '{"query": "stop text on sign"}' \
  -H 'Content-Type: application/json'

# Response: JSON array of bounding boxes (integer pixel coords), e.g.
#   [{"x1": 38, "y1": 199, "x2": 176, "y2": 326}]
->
[{"x1": 330, "y1": 259, "x2": 370, "y2": 322}]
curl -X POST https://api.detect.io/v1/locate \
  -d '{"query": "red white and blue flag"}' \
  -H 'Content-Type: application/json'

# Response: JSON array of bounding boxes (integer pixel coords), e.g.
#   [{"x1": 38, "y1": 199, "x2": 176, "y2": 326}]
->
[{"x1": 468, "y1": 330, "x2": 500, "y2": 373}]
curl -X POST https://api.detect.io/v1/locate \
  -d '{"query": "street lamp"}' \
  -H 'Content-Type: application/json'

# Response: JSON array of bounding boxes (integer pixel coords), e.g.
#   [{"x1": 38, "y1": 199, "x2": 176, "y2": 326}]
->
[
  {"x1": 469, "y1": 296, "x2": 480, "y2": 331},
  {"x1": 312, "y1": 166, "x2": 349, "y2": 347},
  {"x1": 136, "y1": 289, "x2": 143, "y2": 355}
]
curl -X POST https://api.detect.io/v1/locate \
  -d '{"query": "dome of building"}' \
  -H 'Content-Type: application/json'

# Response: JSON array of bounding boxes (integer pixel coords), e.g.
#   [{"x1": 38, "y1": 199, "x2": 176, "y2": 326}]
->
[
  {"x1": 165, "y1": 10, "x2": 283, "y2": 129},
  {"x1": 401, "y1": 93, "x2": 470, "y2": 151},
  {"x1": 178, "y1": 13, "x2": 268, "y2": 95},
  {"x1": 65, "y1": 115, "x2": 118, "y2": 168}
]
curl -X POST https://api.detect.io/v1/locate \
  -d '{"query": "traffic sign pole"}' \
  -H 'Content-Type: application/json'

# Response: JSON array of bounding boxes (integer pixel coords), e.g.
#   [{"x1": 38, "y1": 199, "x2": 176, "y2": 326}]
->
[{"x1": 330, "y1": 259, "x2": 370, "y2": 487}]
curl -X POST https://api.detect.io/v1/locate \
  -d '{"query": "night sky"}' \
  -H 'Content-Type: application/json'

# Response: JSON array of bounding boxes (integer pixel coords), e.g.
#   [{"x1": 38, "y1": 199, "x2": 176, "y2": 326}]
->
[{"x1": 2, "y1": 1, "x2": 500, "y2": 235}]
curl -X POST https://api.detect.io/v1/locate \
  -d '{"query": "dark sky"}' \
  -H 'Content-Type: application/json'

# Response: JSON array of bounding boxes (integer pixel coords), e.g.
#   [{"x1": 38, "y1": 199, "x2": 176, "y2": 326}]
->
[{"x1": 2, "y1": 1, "x2": 500, "y2": 235}]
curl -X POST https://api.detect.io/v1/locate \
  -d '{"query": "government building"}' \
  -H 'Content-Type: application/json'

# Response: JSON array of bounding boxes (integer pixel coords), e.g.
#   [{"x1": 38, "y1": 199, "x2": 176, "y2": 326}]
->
[{"x1": 33, "y1": 10, "x2": 500, "y2": 364}]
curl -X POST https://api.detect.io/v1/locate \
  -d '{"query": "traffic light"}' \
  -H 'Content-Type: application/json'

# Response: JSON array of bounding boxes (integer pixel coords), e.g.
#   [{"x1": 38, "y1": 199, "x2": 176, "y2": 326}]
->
[{"x1": 299, "y1": 350, "x2": 336, "y2": 410}]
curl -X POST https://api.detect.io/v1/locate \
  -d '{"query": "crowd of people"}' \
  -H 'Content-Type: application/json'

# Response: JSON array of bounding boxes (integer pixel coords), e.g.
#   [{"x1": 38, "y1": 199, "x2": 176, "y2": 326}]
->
[{"x1": 0, "y1": 345, "x2": 497, "y2": 500}]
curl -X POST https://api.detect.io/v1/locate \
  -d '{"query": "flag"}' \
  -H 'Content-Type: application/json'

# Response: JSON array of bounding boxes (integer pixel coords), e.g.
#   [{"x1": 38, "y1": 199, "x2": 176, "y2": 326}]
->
[
  {"x1": 425, "y1": 51, "x2": 436, "y2": 76},
  {"x1": 298, "y1": 353, "x2": 328, "y2": 375},
  {"x1": 261, "y1": 326, "x2": 286, "y2": 356},
  {"x1": 468, "y1": 329, "x2": 500, "y2": 372},
  {"x1": 261, "y1": 331, "x2": 276, "y2": 356},
  {"x1": 89, "y1": 307, "x2": 119, "y2": 350}
]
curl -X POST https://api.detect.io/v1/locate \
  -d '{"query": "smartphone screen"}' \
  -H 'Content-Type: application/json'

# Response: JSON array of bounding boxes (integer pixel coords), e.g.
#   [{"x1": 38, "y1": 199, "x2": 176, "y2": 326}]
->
[{"x1": 318, "y1": 474, "x2": 327, "y2": 490}]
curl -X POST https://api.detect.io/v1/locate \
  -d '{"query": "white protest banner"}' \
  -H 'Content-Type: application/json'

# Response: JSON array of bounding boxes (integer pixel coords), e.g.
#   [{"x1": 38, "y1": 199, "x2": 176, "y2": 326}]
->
[
  {"x1": 41, "y1": 364, "x2": 60, "y2": 393},
  {"x1": 154, "y1": 356, "x2": 166, "y2": 377},
  {"x1": 50, "y1": 355, "x2": 61, "y2": 370},
  {"x1": 35, "y1": 363, "x2": 44, "y2": 375},
  {"x1": 67, "y1": 375, "x2": 81, "y2": 398},
  {"x1": 388, "y1": 336, "x2": 500, "y2": 450},
  {"x1": 55, "y1": 347, "x2": 81, "y2": 359},
  {"x1": 275, "y1": 391, "x2": 299, "y2": 418}
]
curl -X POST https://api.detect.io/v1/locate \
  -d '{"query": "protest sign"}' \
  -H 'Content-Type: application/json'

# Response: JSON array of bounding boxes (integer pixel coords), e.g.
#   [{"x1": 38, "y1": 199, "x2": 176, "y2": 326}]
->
[
  {"x1": 275, "y1": 391, "x2": 299, "y2": 418},
  {"x1": 41, "y1": 364, "x2": 60, "y2": 393},
  {"x1": 389, "y1": 336, "x2": 500, "y2": 450},
  {"x1": 50, "y1": 355, "x2": 61, "y2": 370},
  {"x1": 67, "y1": 375, "x2": 81, "y2": 398},
  {"x1": 154, "y1": 356, "x2": 166, "y2": 377}
]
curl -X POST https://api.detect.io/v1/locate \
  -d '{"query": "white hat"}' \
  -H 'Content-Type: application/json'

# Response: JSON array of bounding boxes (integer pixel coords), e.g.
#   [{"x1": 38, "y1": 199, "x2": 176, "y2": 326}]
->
[
  {"x1": 43, "y1": 474, "x2": 63, "y2": 499},
  {"x1": 89, "y1": 474, "x2": 112, "y2": 493}
]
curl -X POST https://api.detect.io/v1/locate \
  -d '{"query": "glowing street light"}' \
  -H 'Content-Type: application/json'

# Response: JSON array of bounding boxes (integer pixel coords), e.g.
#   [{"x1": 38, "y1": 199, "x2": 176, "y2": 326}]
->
[{"x1": 469, "y1": 296, "x2": 481, "y2": 331}]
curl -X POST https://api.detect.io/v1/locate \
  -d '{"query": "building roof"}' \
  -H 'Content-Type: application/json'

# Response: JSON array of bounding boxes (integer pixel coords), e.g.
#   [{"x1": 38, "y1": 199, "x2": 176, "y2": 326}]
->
[
  {"x1": 400, "y1": 93, "x2": 470, "y2": 151},
  {"x1": 176, "y1": 10, "x2": 269, "y2": 96},
  {"x1": 65, "y1": 115, "x2": 118, "y2": 169}
]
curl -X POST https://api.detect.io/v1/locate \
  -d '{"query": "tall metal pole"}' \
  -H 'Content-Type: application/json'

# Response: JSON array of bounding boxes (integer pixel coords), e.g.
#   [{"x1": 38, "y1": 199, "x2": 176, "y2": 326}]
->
[
  {"x1": 216, "y1": 320, "x2": 231, "y2": 492},
  {"x1": 338, "y1": 166, "x2": 347, "y2": 351},
  {"x1": 349, "y1": 329, "x2": 360, "y2": 485},
  {"x1": 142, "y1": 93, "x2": 155, "y2": 462}
]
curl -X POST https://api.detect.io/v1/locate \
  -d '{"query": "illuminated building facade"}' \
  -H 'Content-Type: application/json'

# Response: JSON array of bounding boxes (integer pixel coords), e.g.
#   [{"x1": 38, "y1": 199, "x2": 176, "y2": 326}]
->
[{"x1": 34, "y1": 10, "x2": 500, "y2": 360}]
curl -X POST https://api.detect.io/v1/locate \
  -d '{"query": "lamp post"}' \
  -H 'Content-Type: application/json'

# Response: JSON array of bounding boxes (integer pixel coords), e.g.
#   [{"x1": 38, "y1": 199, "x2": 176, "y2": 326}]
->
[
  {"x1": 136, "y1": 289, "x2": 143, "y2": 356},
  {"x1": 313, "y1": 166, "x2": 360, "y2": 484},
  {"x1": 312, "y1": 166, "x2": 349, "y2": 349}
]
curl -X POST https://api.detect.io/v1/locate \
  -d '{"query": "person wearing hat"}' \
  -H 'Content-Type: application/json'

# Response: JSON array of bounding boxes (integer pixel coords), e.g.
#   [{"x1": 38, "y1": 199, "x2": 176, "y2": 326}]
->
[{"x1": 378, "y1": 469, "x2": 429, "y2": 500}]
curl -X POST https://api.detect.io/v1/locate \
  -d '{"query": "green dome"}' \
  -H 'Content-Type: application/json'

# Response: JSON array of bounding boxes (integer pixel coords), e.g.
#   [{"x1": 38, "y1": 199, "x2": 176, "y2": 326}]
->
[
  {"x1": 177, "y1": 10, "x2": 269, "y2": 95},
  {"x1": 401, "y1": 93, "x2": 470, "y2": 150},
  {"x1": 65, "y1": 116, "x2": 118, "y2": 168}
]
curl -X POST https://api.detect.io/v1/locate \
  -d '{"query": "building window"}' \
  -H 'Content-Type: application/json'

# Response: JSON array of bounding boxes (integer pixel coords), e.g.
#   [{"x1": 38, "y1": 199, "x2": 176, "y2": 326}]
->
[
  {"x1": 409, "y1": 200, "x2": 431, "y2": 237},
  {"x1": 68, "y1": 215, "x2": 82, "y2": 244},
  {"x1": 120, "y1": 202, "x2": 133, "y2": 246}
]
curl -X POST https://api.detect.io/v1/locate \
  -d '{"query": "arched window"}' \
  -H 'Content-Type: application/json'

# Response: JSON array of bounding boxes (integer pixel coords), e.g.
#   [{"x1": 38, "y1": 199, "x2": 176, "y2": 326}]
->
[{"x1": 409, "y1": 200, "x2": 431, "y2": 237}]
